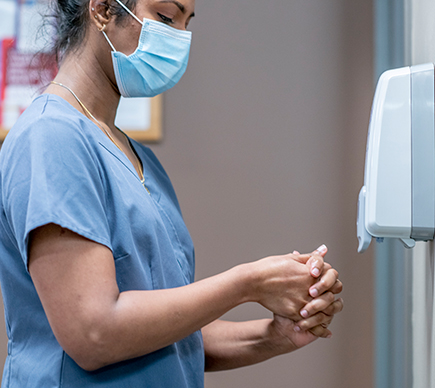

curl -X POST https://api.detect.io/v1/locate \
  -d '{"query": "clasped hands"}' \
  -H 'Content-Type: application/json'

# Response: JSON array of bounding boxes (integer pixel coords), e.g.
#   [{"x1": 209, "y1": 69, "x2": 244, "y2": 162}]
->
[
  {"x1": 251, "y1": 244, "x2": 343, "y2": 348},
  {"x1": 292, "y1": 244, "x2": 343, "y2": 338}
]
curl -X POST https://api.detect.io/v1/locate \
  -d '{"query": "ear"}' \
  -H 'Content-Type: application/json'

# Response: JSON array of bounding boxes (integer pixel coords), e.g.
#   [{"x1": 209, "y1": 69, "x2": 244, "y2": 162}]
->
[{"x1": 89, "y1": 0, "x2": 113, "y2": 31}]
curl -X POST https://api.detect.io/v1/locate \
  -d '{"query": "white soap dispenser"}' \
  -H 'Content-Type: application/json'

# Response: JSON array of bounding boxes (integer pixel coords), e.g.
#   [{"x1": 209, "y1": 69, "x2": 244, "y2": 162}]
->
[{"x1": 357, "y1": 63, "x2": 435, "y2": 253}]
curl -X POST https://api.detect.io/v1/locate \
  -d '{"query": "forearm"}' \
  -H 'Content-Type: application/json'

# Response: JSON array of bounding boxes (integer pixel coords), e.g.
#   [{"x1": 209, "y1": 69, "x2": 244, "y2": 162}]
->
[
  {"x1": 203, "y1": 319, "x2": 292, "y2": 371},
  {"x1": 65, "y1": 265, "x2": 252, "y2": 371}
]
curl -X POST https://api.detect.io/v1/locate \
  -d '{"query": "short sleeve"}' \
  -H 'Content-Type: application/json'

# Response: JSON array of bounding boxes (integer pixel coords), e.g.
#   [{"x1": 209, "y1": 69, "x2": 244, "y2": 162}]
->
[{"x1": 1, "y1": 99, "x2": 112, "y2": 269}]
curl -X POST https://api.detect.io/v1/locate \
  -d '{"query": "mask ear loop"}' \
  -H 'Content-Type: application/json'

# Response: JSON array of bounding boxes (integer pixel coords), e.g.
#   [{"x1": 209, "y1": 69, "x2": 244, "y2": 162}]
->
[
  {"x1": 114, "y1": 0, "x2": 144, "y2": 25},
  {"x1": 99, "y1": 24, "x2": 117, "y2": 52}
]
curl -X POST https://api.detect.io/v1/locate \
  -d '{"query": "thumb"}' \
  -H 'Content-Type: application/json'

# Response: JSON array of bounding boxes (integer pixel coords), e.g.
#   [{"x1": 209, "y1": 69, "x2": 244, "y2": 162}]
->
[
  {"x1": 312, "y1": 244, "x2": 327, "y2": 257},
  {"x1": 308, "y1": 244, "x2": 328, "y2": 278}
]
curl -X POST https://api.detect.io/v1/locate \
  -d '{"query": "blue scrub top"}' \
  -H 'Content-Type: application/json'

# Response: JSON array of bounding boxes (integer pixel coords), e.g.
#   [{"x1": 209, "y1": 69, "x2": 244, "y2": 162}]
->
[{"x1": 0, "y1": 94, "x2": 204, "y2": 387}]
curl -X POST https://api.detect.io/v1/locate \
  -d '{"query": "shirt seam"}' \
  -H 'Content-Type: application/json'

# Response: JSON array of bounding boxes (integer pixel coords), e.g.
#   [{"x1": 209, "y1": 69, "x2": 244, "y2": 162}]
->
[{"x1": 24, "y1": 218, "x2": 113, "y2": 272}]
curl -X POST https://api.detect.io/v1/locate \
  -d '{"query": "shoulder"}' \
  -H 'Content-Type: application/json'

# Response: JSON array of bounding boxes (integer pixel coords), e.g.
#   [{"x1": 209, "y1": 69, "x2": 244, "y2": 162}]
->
[
  {"x1": 5, "y1": 94, "x2": 92, "y2": 145},
  {"x1": 1, "y1": 95, "x2": 101, "y2": 167},
  {"x1": 0, "y1": 95, "x2": 106, "y2": 199}
]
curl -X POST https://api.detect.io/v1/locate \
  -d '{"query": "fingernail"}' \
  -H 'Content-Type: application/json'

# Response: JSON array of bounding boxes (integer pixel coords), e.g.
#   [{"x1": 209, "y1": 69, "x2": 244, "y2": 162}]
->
[
  {"x1": 294, "y1": 326, "x2": 301, "y2": 332},
  {"x1": 316, "y1": 244, "x2": 327, "y2": 254},
  {"x1": 312, "y1": 268, "x2": 320, "y2": 277},
  {"x1": 310, "y1": 288, "x2": 319, "y2": 298},
  {"x1": 300, "y1": 309, "x2": 309, "y2": 318}
]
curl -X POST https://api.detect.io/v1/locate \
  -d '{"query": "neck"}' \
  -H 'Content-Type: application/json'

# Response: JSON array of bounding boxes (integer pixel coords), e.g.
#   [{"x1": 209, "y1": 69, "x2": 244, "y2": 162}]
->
[{"x1": 46, "y1": 49, "x2": 120, "y2": 127}]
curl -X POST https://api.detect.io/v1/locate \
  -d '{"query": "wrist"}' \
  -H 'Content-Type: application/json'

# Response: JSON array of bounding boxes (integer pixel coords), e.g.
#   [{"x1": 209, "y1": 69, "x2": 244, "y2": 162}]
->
[
  {"x1": 265, "y1": 317, "x2": 298, "y2": 355},
  {"x1": 258, "y1": 319, "x2": 295, "y2": 358},
  {"x1": 231, "y1": 261, "x2": 262, "y2": 305}
]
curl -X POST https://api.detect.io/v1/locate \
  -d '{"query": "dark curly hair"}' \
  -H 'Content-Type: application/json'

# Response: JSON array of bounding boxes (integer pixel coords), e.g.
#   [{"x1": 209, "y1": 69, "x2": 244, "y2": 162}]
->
[{"x1": 48, "y1": 0, "x2": 137, "y2": 62}]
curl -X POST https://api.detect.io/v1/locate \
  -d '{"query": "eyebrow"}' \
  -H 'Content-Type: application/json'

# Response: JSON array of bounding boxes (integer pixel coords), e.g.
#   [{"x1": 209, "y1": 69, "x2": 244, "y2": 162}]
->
[{"x1": 158, "y1": 0, "x2": 195, "y2": 17}]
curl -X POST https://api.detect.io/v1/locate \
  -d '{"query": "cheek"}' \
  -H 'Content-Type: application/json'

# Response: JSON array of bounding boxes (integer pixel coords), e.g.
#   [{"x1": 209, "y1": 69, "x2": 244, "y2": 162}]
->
[
  {"x1": 111, "y1": 22, "x2": 141, "y2": 56},
  {"x1": 123, "y1": 37, "x2": 140, "y2": 56}
]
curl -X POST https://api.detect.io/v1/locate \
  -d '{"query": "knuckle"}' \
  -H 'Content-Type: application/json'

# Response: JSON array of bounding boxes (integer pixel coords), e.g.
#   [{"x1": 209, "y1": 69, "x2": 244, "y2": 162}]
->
[
  {"x1": 321, "y1": 330, "x2": 330, "y2": 338},
  {"x1": 316, "y1": 326, "x2": 330, "y2": 338},
  {"x1": 300, "y1": 313, "x2": 323, "y2": 330},
  {"x1": 315, "y1": 255, "x2": 324, "y2": 264},
  {"x1": 309, "y1": 326, "x2": 323, "y2": 337},
  {"x1": 310, "y1": 301, "x2": 320, "y2": 312},
  {"x1": 308, "y1": 326, "x2": 326, "y2": 335},
  {"x1": 329, "y1": 306, "x2": 336, "y2": 314},
  {"x1": 326, "y1": 291, "x2": 335, "y2": 303},
  {"x1": 314, "y1": 312, "x2": 327, "y2": 325},
  {"x1": 328, "y1": 300, "x2": 343, "y2": 314},
  {"x1": 314, "y1": 293, "x2": 333, "y2": 310}
]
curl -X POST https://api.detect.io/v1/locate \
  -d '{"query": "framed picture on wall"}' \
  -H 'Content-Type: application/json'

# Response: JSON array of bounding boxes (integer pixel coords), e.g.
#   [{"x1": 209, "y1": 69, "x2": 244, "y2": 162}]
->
[{"x1": 0, "y1": 0, "x2": 162, "y2": 142}]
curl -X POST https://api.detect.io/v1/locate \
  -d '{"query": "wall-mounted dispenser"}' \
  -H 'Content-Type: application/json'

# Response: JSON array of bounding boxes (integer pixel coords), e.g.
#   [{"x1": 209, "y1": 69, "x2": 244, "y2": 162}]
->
[{"x1": 357, "y1": 63, "x2": 435, "y2": 253}]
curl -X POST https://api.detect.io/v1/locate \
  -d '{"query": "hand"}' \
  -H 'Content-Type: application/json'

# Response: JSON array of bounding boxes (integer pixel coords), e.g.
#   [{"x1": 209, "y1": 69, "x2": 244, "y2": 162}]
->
[
  {"x1": 297, "y1": 244, "x2": 329, "y2": 279},
  {"x1": 309, "y1": 264, "x2": 342, "y2": 299},
  {"x1": 296, "y1": 296, "x2": 344, "y2": 337},
  {"x1": 248, "y1": 247, "x2": 329, "y2": 321},
  {"x1": 299, "y1": 265, "x2": 342, "y2": 319},
  {"x1": 292, "y1": 245, "x2": 339, "y2": 293},
  {"x1": 299, "y1": 269, "x2": 343, "y2": 337},
  {"x1": 292, "y1": 245, "x2": 342, "y2": 316},
  {"x1": 268, "y1": 294, "x2": 343, "y2": 355},
  {"x1": 293, "y1": 245, "x2": 343, "y2": 337},
  {"x1": 268, "y1": 314, "x2": 319, "y2": 352}
]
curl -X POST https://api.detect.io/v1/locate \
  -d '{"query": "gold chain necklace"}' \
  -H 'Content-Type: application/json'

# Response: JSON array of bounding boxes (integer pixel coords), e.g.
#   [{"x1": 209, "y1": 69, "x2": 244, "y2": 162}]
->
[{"x1": 50, "y1": 81, "x2": 149, "y2": 191}]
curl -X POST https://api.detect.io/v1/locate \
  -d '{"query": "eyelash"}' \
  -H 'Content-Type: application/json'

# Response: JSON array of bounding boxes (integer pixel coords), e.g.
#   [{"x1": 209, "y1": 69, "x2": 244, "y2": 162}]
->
[{"x1": 157, "y1": 13, "x2": 174, "y2": 24}]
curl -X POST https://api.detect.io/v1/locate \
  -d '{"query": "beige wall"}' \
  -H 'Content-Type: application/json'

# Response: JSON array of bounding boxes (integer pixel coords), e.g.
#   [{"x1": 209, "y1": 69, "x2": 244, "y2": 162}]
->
[
  {"x1": 0, "y1": 0, "x2": 374, "y2": 387},
  {"x1": 152, "y1": 0, "x2": 375, "y2": 387}
]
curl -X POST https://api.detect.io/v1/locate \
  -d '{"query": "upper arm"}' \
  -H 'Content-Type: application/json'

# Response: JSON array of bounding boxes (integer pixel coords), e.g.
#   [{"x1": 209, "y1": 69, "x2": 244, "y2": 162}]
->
[
  {"x1": 2, "y1": 111, "x2": 111, "y2": 271},
  {"x1": 28, "y1": 223, "x2": 119, "y2": 369}
]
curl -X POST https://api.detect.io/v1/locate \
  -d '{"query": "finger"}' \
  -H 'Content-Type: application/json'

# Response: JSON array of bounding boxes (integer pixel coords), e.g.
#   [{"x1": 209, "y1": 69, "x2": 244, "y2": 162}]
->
[
  {"x1": 313, "y1": 244, "x2": 328, "y2": 257},
  {"x1": 309, "y1": 325, "x2": 332, "y2": 338},
  {"x1": 299, "y1": 292, "x2": 335, "y2": 319},
  {"x1": 329, "y1": 279, "x2": 343, "y2": 295},
  {"x1": 309, "y1": 267, "x2": 339, "y2": 297},
  {"x1": 321, "y1": 298, "x2": 344, "y2": 316},
  {"x1": 290, "y1": 253, "x2": 311, "y2": 264},
  {"x1": 295, "y1": 312, "x2": 333, "y2": 332},
  {"x1": 306, "y1": 245, "x2": 327, "y2": 278},
  {"x1": 292, "y1": 245, "x2": 327, "y2": 265},
  {"x1": 321, "y1": 262, "x2": 332, "y2": 274}
]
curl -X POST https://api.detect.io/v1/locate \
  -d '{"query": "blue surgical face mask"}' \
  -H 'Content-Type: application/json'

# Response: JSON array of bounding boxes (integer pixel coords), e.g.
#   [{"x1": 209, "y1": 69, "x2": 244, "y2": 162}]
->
[{"x1": 102, "y1": 0, "x2": 192, "y2": 98}]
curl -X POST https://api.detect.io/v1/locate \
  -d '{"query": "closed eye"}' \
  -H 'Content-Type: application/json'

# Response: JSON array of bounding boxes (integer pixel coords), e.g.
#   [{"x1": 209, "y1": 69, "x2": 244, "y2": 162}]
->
[{"x1": 157, "y1": 12, "x2": 174, "y2": 24}]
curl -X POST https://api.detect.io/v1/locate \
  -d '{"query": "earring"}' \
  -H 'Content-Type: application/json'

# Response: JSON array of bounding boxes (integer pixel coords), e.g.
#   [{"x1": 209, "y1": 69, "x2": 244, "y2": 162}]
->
[{"x1": 92, "y1": 7, "x2": 95, "y2": 11}]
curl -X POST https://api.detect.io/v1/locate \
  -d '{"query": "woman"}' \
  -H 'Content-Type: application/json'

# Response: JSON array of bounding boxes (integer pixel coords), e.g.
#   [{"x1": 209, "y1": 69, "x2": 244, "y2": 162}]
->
[{"x1": 0, "y1": 0, "x2": 343, "y2": 386}]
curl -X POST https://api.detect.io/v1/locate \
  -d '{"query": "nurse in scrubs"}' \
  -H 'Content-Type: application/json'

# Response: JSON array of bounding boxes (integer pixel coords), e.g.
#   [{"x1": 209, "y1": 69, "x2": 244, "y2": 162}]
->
[{"x1": 0, "y1": 0, "x2": 343, "y2": 386}]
